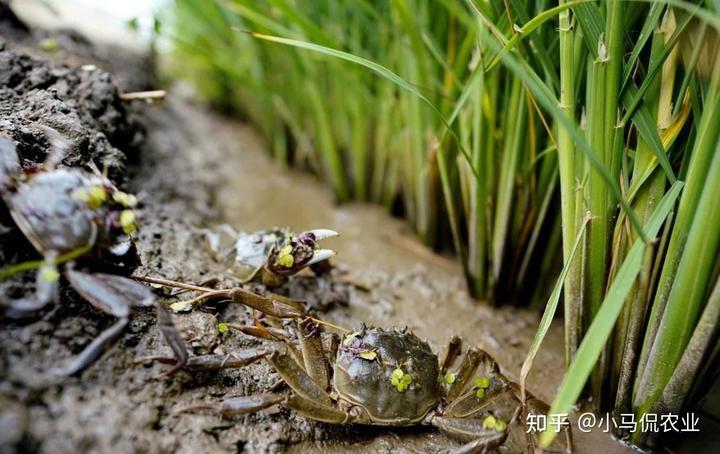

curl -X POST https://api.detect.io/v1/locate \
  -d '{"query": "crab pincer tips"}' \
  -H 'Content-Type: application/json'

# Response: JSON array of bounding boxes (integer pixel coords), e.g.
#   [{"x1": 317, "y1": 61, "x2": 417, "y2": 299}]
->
[
  {"x1": 307, "y1": 229, "x2": 339, "y2": 241},
  {"x1": 307, "y1": 248, "x2": 336, "y2": 266}
]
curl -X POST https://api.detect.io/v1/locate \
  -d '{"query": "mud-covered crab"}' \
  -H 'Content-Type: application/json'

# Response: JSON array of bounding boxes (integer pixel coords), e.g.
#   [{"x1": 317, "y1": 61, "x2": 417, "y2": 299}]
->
[
  {"x1": 140, "y1": 279, "x2": 572, "y2": 453},
  {"x1": 208, "y1": 226, "x2": 337, "y2": 286},
  {"x1": 0, "y1": 130, "x2": 186, "y2": 375}
]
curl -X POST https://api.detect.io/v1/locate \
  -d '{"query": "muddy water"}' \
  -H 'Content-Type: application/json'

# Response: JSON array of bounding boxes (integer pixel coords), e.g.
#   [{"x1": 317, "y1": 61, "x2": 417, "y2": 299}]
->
[{"x1": 192, "y1": 106, "x2": 632, "y2": 453}]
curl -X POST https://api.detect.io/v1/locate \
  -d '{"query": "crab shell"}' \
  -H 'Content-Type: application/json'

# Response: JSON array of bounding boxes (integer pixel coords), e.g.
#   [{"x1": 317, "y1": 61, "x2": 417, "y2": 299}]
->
[
  {"x1": 4, "y1": 169, "x2": 129, "y2": 255},
  {"x1": 333, "y1": 327, "x2": 441, "y2": 425},
  {"x1": 6, "y1": 169, "x2": 101, "y2": 253}
]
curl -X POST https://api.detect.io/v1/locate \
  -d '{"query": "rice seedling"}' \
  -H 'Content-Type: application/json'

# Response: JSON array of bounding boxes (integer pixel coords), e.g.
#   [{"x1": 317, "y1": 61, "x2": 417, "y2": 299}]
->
[
  {"x1": 163, "y1": 0, "x2": 720, "y2": 448},
  {"x1": 161, "y1": 0, "x2": 561, "y2": 303},
  {"x1": 480, "y1": 1, "x2": 720, "y2": 448}
]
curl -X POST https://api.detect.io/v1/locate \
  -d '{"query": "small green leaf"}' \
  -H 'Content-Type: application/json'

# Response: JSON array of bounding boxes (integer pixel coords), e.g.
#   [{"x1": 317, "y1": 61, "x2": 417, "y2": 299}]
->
[
  {"x1": 474, "y1": 377, "x2": 490, "y2": 389},
  {"x1": 445, "y1": 372, "x2": 456, "y2": 384},
  {"x1": 40, "y1": 265, "x2": 59, "y2": 283},
  {"x1": 87, "y1": 186, "x2": 108, "y2": 209},
  {"x1": 217, "y1": 323, "x2": 229, "y2": 334},
  {"x1": 475, "y1": 388, "x2": 485, "y2": 399},
  {"x1": 483, "y1": 415, "x2": 497, "y2": 430},
  {"x1": 170, "y1": 301, "x2": 193, "y2": 312},
  {"x1": 113, "y1": 191, "x2": 138, "y2": 207},
  {"x1": 120, "y1": 210, "x2": 137, "y2": 234},
  {"x1": 359, "y1": 350, "x2": 377, "y2": 361},
  {"x1": 391, "y1": 368, "x2": 411, "y2": 392},
  {"x1": 483, "y1": 415, "x2": 507, "y2": 432},
  {"x1": 40, "y1": 37, "x2": 60, "y2": 51}
]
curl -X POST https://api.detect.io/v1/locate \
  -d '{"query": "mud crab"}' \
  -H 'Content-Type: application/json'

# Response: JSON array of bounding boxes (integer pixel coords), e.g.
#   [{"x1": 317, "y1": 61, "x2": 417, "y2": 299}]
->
[
  {"x1": 0, "y1": 130, "x2": 186, "y2": 375},
  {"x1": 208, "y1": 226, "x2": 338, "y2": 286},
  {"x1": 140, "y1": 279, "x2": 572, "y2": 453}
]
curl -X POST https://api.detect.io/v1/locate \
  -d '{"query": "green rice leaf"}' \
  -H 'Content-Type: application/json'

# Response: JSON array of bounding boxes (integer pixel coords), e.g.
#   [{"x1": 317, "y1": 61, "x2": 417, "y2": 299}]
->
[
  {"x1": 540, "y1": 180, "x2": 684, "y2": 447},
  {"x1": 520, "y1": 215, "x2": 589, "y2": 389},
  {"x1": 249, "y1": 31, "x2": 480, "y2": 180}
]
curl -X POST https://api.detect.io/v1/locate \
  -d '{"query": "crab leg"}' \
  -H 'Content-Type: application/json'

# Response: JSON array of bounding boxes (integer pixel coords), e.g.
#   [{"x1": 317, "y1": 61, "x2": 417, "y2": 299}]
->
[
  {"x1": 441, "y1": 335, "x2": 462, "y2": 374},
  {"x1": 446, "y1": 352, "x2": 511, "y2": 418},
  {"x1": 155, "y1": 302, "x2": 188, "y2": 374},
  {"x1": 266, "y1": 350, "x2": 333, "y2": 406},
  {"x1": 286, "y1": 394, "x2": 351, "y2": 424},
  {"x1": 50, "y1": 269, "x2": 186, "y2": 376},
  {"x1": 226, "y1": 323, "x2": 289, "y2": 341},
  {"x1": 50, "y1": 318, "x2": 129, "y2": 376},
  {"x1": 298, "y1": 317, "x2": 330, "y2": 390},
  {"x1": 2, "y1": 253, "x2": 61, "y2": 319},
  {"x1": 228, "y1": 288, "x2": 307, "y2": 319},
  {"x1": 227, "y1": 322, "x2": 306, "y2": 370},
  {"x1": 2, "y1": 297, "x2": 53, "y2": 319},
  {"x1": 431, "y1": 416, "x2": 508, "y2": 453},
  {"x1": 176, "y1": 393, "x2": 285, "y2": 417},
  {"x1": 130, "y1": 276, "x2": 310, "y2": 320},
  {"x1": 139, "y1": 349, "x2": 269, "y2": 371},
  {"x1": 446, "y1": 379, "x2": 510, "y2": 418},
  {"x1": 447, "y1": 347, "x2": 483, "y2": 401},
  {"x1": 327, "y1": 332, "x2": 340, "y2": 364},
  {"x1": 508, "y1": 382, "x2": 574, "y2": 454}
]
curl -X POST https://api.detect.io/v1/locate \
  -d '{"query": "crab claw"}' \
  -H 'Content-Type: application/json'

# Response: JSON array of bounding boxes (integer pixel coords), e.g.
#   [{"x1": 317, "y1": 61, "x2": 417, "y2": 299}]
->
[
  {"x1": 304, "y1": 229, "x2": 338, "y2": 269},
  {"x1": 306, "y1": 229, "x2": 339, "y2": 241},
  {"x1": 305, "y1": 248, "x2": 336, "y2": 267},
  {"x1": 266, "y1": 229, "x2": 338, "y2": 276}
]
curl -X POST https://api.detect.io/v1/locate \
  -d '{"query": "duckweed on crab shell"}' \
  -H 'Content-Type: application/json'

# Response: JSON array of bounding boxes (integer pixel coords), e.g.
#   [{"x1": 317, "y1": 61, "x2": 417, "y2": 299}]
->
[{"x1": 334, "y1": 327, "x2": 440, "y2": 424}]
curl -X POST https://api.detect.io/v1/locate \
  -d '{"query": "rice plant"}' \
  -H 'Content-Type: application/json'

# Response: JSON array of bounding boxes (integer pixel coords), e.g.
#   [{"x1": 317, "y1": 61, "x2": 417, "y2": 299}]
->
[
  {"x1": 481, "y1": 1, "x2": 720, "y2": 448},
  {"x1": 163, "y1": 0, "x2": 720, "y2": 448}
]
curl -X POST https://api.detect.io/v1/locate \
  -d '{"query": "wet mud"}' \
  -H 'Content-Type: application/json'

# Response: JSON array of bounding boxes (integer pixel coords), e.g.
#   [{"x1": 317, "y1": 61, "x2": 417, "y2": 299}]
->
[{"x1": 0, "y1": 21, "x2": 632, "y2": 454}]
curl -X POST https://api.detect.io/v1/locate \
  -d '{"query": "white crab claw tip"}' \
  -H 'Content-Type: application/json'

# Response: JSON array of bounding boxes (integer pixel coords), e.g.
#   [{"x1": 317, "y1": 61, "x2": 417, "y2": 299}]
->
[
  {"x1": 308, "y1": 229, "x2": 339, "y2": 241},
  {"x1": 307, "y1": 249, "x2": 336, "y2": 266}
]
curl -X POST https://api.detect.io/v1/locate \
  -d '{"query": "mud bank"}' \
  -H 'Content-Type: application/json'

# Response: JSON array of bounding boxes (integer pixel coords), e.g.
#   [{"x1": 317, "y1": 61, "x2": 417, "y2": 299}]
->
[{"x1": 0, "y1": 23, "x2": 631, "y2": 454}]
